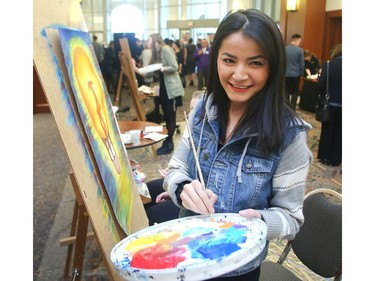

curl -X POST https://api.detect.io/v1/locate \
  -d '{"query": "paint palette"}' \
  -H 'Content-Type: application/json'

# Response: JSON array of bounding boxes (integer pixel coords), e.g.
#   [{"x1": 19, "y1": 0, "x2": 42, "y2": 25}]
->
[
  {"x1": 111, "y1": 213, "x2": 267, "y2": 281},
  {"x1": 139, "y1": 63, "x2": 162, "y2": 74}
]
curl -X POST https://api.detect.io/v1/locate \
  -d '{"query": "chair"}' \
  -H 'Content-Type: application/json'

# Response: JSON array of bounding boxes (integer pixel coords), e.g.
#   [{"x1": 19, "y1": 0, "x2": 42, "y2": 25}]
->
[{"x1": 259, "y1": 188, "x2": 342, "y2": 281}]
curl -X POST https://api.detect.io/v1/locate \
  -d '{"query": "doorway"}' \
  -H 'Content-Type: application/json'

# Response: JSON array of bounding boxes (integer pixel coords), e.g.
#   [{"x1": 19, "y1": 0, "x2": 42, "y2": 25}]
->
[{"x1": 322, "y1": 10, "x2": 342, "y2": 61}]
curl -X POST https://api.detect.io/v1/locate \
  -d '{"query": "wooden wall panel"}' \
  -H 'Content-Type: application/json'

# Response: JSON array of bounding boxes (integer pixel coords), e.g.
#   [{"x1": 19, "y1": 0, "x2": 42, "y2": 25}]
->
[
  {"x1": 284, "y1": 0, "x2": 307, "y2": 44},
  {"x1": 322, "y1": 10, "x2": 342, "y2": 61},
  {"x1": 304, "y1": 0, "x2": 326, "y2": 60},
  {"x1": 33, "y1": 65, "x2": 50, "y2": 114}
]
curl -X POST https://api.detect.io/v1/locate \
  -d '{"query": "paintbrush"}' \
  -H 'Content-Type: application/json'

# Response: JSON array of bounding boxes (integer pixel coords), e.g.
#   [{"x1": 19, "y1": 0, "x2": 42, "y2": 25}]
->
[{"x1": 184, "y1": 111, "x2": 215, "y2": 221}]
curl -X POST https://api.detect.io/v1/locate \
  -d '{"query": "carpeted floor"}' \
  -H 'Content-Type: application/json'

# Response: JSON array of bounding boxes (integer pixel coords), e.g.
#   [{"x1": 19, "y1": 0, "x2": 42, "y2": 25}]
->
[{"x1": 34, "y1": 82, "x2": 341, "y2": 281}]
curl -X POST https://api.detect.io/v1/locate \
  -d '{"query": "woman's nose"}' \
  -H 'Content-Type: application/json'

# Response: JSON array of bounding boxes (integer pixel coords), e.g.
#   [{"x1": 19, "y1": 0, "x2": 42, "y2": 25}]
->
[{"x1": 233, "y1": 67, "x2": 248, "y2": 81}]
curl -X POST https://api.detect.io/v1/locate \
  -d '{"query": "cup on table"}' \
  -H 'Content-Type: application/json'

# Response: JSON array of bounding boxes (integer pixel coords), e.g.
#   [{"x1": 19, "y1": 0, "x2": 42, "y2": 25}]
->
[{"x1": 129, "y1": 130, "x2": 141, "y2": 145}]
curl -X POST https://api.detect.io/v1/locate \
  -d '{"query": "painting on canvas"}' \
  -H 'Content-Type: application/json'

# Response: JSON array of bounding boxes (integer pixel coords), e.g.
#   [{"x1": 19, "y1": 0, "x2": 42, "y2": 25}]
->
[{"x1": 58, "y1": 27, "x2": 137, "y2": 233}]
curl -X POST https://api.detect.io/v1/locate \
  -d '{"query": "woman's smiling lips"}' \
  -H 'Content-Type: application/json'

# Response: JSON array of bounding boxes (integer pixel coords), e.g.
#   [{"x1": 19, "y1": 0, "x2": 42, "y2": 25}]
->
[{"x1": 229, "y1": 82, "x2": 251, "y2": 92}]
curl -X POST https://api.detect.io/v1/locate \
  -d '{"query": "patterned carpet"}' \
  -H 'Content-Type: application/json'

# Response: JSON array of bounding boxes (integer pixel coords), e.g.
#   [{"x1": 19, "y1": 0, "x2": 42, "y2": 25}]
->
[{"x1": 34, "y1": 83, "x2": 341, "y2": 280}]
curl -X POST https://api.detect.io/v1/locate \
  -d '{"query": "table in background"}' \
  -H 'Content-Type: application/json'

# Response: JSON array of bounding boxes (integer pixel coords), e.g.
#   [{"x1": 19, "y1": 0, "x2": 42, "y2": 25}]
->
[
  {"x1": 117, "y1": 120, "x2": 167, "y2": 159},
  {"x1": 299, "y1": 78, "x2": 319, "y2": 113}
]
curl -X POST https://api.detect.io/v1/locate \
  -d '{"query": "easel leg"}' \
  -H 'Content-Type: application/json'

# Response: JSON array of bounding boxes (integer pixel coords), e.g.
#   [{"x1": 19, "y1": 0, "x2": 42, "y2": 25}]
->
[
  {"x1": 71, "y1": 202, "x2": 89, "y2": 281},
  {"x1": 60, "y1": 171, "x2": 123, "y2": 281},
  {"x1": 114, "y1": 70, "x2": 124, "y2": 106},
  {"x1": 60, "y1": 172, "x2": 89, "y2": 281},
  {"x1": 63, "y1": 200, "x2": 79, "y2": 278}
]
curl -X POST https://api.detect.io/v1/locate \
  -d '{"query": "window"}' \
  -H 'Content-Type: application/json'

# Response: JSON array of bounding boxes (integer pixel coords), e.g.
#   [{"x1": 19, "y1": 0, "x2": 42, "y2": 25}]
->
[{"x1": 111, "y1": 4, "x2": 144, "y2": 40}]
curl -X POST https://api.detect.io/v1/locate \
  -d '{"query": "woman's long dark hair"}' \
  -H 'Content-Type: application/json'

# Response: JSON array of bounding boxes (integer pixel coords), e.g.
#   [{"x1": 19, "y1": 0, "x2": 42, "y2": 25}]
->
[{"x1": 205, "y1": 9, "x2": 297, "y2": 155}]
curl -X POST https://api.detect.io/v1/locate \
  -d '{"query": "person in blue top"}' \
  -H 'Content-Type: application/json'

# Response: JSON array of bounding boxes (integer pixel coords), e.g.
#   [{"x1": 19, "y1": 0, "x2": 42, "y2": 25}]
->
[
  {"x1": 285, "y1": 34, "x2": 304, "y2": 109},
  {"x1": 163, "y1": 9, "x2": 312, "y2": 280},
  {"x1": 193, "y1": 38, "x2": 211, "y2": 90}
]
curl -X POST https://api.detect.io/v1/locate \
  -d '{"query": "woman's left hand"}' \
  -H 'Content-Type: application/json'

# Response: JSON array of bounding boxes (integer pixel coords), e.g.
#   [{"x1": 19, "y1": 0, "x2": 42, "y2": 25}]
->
[
  {"x1": 239, "y1": 209, "x2": 262, "y2": 219},
  {"x1": 156, "y1": 191, "x2": 170, "y2": 203}
]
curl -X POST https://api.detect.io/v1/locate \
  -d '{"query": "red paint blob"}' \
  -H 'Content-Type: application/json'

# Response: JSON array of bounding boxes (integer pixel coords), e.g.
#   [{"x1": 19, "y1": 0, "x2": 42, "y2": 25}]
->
[{"x1": 130, "y1": 244, "x2": 187, "y2": 269}]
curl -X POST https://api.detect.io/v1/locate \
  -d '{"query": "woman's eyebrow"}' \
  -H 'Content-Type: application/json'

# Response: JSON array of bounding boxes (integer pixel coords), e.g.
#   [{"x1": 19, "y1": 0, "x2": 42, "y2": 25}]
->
[{"x1": 221, "y1": 52, "x2": 266, "y2": 60}]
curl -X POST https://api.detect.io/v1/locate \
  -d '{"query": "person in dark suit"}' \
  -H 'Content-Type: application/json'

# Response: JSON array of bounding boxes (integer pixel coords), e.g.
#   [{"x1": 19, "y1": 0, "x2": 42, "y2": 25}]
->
[
  {"x1": 102, "y1": 40, "x2": 117, "y2": 93},
  {"x1": 304, "y1": 49, "x2": 321, "y2": 78},
  {"x1": 317, "y1": 44, "x2": 342, "y2": 166},
  {"x1": 184, "y1": 38, "x2": 196, "y2": 86}
]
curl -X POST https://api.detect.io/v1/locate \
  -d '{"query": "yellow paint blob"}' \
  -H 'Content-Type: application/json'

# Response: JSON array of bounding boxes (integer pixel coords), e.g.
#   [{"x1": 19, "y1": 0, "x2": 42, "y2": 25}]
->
[{"x1": 125, "y1": 231, "x2": 181, "y2": 253}]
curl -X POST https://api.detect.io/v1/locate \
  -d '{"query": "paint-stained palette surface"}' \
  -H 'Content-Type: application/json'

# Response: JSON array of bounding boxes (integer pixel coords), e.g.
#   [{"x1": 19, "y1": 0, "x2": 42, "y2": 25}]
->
[{"x1": 111, "y1": 213, "x2": 267, "y2": 281}]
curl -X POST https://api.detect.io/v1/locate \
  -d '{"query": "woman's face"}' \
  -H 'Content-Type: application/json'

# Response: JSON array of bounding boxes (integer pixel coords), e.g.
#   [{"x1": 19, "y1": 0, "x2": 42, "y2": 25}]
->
[{"x1": 217, "y1": 31, "x2": 269, "y2": 106}]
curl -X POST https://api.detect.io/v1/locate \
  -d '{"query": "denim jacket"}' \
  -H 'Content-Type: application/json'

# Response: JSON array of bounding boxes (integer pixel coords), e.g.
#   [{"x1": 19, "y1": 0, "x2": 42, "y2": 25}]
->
[{"x1": 164, "y1": 94, "x2": 312, "y2": 276}]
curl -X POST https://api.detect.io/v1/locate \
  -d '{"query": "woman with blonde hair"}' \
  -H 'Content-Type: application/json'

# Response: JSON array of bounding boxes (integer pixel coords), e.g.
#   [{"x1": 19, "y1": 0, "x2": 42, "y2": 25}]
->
[{"x1": 134, "y1": 33, "x2": 184, "y2": 155}]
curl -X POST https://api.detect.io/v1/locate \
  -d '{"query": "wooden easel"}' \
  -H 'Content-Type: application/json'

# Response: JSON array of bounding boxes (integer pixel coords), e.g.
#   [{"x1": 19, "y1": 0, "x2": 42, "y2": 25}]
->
[
  {"x1": 60, "y1": 172, "x2": 96, "y2": 281},
  {"x1": 34, "y1": 1, "x2": 151, "y2": 281},
  {"x1": 114, "y1": 38, "x2": 147, "y2": 121},
  {"x1": 114, "y1": 38, "x2": 159, "y2": 159},
  {"x1": 60, "y1": 170, "x2": 151, "y2": 281}
]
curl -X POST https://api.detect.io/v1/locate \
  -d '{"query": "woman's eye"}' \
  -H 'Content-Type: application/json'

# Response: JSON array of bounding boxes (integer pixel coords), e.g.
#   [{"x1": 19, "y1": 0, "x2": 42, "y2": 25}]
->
[
  {"x1": 249, "y1": 60, "x2": 264, "y2": 67},
  {"x1": 223, "y1": 58, "x2": 235, "y2": 64}
]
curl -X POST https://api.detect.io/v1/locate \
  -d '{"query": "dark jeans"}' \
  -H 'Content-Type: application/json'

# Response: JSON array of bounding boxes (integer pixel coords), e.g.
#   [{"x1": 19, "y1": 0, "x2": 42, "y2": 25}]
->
[
  {"x1": 208, "y1": 266, "x2": 260, "y2": 280},
  {"x1": 143, "y1": 178, "x2": 180, "y2": 226},
  {"x1": 317, "y1": 106, "x2": 342, "y2": 165},
  {"x1": 285, "y1": 76, "x2": 301, "y2": 109},
  {"x1": 102, "y1": 64, "x2": 117, "y2": 93},
  {"x1": 197, "y1": 69, "x2": 208, "y2": 90},
  {"x1": 158, "y1": 72, "x2": 177, "y2": 140},
  {"x1": 160, "y1": 101, "x2": 177, "y2": 140}
]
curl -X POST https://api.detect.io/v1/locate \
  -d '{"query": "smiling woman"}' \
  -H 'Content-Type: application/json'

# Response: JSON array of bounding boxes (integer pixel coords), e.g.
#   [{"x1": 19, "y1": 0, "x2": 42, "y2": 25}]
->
[{"x1": 163, "y1": 9, "x2": 313, "y2": 280}]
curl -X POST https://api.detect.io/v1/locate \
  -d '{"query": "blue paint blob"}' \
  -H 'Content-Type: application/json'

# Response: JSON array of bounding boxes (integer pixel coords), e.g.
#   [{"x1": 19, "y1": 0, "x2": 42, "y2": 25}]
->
[
  {"x1": 187, "y1": 226, "x2": 248, "y2": 260},
  {"x1": 197, "y1": 241, "x2": 241, "y2": 259},
  {"x1": 182, "y1": 227, "x2": 215, "y2": 237}
]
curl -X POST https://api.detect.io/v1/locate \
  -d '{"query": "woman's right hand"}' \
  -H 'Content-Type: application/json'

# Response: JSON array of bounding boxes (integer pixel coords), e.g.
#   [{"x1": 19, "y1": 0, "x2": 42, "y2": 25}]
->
[
  {"x1": 158, "y1": 168, "x2": 169, "y2": 178},
  {"x1": 131, "y1": 58, "x2": 145, "y2": 76},
  {"x1": 179, "y1": 180, "x2": 217, "y2": 215}
]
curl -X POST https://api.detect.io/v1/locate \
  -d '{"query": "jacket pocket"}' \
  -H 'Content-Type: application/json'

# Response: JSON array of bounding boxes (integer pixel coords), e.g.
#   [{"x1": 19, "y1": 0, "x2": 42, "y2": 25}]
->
[{"x1": 229, "y1": 153, "x2": 273, "y2": 174}]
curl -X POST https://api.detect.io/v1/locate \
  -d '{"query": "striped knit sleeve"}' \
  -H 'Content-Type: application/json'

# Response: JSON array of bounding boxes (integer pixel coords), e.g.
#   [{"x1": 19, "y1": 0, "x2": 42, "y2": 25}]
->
[
  {"x1": 258, "y1": 131, "x2": 313, "y2": 241},
  {"x1": 162, "y1": 103, "x2": 201, "y2": 207}
]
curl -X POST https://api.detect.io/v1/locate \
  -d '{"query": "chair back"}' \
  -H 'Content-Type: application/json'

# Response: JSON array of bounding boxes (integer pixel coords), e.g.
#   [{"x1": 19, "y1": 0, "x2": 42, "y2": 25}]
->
[{"x1": 292, "y1": 189, "x2": 342, "y2": 278}]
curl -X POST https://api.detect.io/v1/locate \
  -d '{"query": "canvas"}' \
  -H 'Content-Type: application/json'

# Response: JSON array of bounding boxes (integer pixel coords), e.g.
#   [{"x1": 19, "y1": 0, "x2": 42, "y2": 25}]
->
[
  {"x1": 57, "y1": 26, "x2": 146, "y2": 234},
  {"x1": 34, "y1": 1, "x2": 147, "y2": 279}
]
